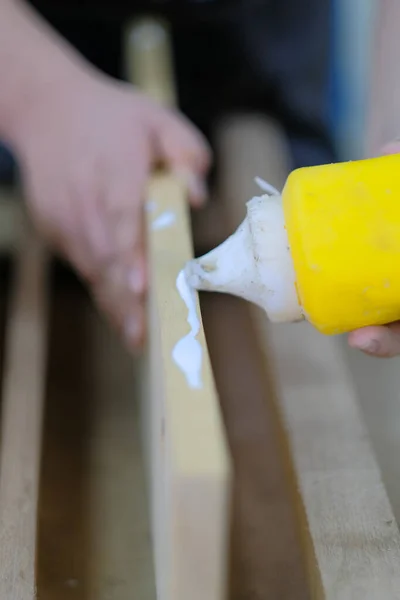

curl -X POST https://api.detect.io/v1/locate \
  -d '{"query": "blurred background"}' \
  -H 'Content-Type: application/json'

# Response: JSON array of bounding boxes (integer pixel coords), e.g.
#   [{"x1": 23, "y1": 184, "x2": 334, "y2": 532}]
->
[{"x1": 0, "y1": 0, "x2": 378, "y2": 182}]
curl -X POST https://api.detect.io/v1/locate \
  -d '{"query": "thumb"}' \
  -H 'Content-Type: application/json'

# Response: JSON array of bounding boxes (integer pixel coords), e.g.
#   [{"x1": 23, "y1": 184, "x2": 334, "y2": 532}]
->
[
  {"x1": 348, "y1": 323, "x2": 400, "y2": 358},
  {"x1": 152, "y1": 108, "x2": 212, "y2": 207}
]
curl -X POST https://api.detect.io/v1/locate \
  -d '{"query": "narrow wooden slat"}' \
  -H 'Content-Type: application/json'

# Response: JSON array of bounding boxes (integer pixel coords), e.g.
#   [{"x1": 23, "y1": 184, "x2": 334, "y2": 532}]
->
[
  {"x1": 198, "y1": 114, "x2": 311, "y2": 599},
  {"x1": 125, "y1": 17, "x2": 176, "y2": 107},
  {"x1": 215, "y1": 113, "x2": 400, "y2": 599},
  {"x1": 263, "y1": 322, "x2": 400, "y2": 599},
  {"x1": 199, "y1": 292, "x2": 310, "y2": 600},
  {"x1": 124, "y1": 18, "x2": 231, "y2": 600},
  {"x1": 0, "y1": 222, "x2": 48, "y2": 599}
]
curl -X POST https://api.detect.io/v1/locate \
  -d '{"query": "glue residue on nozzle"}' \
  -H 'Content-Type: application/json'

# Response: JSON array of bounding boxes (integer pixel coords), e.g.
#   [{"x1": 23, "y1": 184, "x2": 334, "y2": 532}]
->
[
  {"x1": 172, "y1": 270, "x2": 203, "y2": 389},
  {"x1": 254, "y1": 176, "x2": 280, "y2": 196}
]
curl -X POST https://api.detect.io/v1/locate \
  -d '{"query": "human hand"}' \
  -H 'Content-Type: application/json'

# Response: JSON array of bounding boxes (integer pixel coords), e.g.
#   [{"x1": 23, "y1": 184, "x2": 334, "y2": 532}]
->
[
  {"x1": 348, "y1": 139, "x2": 400, "y2": 357},
  {"x1": 11, "y1": 66, "x2": 211, "y2": 350}
]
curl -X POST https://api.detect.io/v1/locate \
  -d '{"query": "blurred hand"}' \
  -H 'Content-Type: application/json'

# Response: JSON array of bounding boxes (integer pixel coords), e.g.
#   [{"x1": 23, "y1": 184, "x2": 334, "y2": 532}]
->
[
  {"x1": 348, "y1": 139, "x2": 400, "y2": 357},
  {"x1": 13, "y1": 67, "x2": 211, "y2": 350}
]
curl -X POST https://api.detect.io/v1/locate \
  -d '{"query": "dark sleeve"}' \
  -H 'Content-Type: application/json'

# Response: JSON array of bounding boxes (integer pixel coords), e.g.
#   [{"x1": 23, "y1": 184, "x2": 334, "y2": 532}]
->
[{"x1": 238, "y1": 0, "x2": 336, "y2": 168}]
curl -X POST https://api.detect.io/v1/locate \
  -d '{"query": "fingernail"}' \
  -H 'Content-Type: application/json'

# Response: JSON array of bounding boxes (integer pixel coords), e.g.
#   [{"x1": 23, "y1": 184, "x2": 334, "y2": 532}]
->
[
  {"x1": 359, "y1": 339, "x2": 380, "y2": 354},
  {"x1": 128, "y1": 268, "x2": 145, "y2": 294},
  {"x1": 190, "y1": 176, "x2": 208, "y2": 205},
  {"x1": 175, "y1": 168, "x2": 208, "y2": 205},
  {"x1": 125, "y1": 315, "x2": 140, "y2": 344},
  {"x1": 190, "y1": 174, "x2": 207, "y2": 198}
]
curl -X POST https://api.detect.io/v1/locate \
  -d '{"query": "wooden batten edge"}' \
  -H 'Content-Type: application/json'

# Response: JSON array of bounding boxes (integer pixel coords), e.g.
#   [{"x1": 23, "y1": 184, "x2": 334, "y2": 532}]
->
[
  {"x1": 124, "y1": 16, "x2": 177, "y2": 107},
  {"x1": 146, "y1": 170, "x2": 230, "y2": 600},
  {"x1": 0, "y1": 218, "x2": 49, "y2": 598},
  {"x1": 146, "y1": 172, "x2": 229, "y2": 476},
  {"x1": 255, "y1": 318, "x2": 400, "y2": 599},
  {"x1": 125, "y1": 17, "x2": 231, "y2": 600},
  {"x1": 247, "y1": 314, "x2": 326, "y2": 599}
]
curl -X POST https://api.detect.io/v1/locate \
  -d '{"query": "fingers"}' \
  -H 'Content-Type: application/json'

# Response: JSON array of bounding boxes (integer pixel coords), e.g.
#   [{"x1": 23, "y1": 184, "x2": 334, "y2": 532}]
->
[
  {"x1": 98, "y1": 165, "x2": 148, "y2": 348},
  {"x1": 91, "y1": 257, "x2": 146, "y2": 351},
  {"x1": 92, "y1": 263, "x2": 146, "y2": 351},
  {"x1": 152, "y1": 107, "x2": 212, "y2": 207},
  {"x1": 348, "y1": 323, "x2": 400, "y2": 357},
  {"x1": 65, "y1": 159, "x2": 149, "y2": 351}
]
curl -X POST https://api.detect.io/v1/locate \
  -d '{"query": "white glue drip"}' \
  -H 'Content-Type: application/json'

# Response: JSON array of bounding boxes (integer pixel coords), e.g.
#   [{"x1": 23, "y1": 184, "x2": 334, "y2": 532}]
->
[
  {"x1": 254, "y1": 176, "x2": 280, "y2": 196},
  {"x1": 172, "y1": 270, "x2": 203, "y2": 389},
  {"x1": 152, "y1": 211, "x2": 176, "y2": 230}
]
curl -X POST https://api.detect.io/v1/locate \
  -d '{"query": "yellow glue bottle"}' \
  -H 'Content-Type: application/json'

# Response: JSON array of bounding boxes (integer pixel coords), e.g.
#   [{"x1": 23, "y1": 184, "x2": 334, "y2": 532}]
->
[{"x1": 185, "y1": 154, "x2": 400, "y2": 335}]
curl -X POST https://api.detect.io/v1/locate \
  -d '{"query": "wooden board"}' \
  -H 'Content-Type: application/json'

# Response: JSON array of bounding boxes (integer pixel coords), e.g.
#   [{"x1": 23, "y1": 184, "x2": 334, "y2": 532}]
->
[
  {"x1": 0, "y1": 221, "x2": 48, "y2": 599},
  {"x1": 36, "y1": 271, "x2": 156, "y2": 600},
  {"x1": 124, "y1": 18, "x2": 231, "y2": 600},
  {"x1": 262, "y1": 321, "x2": 400, "y2": 599},
  {"x1": 192, "y1": 114, "x2": 311, "y2": 600},
  {"x1": 199, "y1": 292, "x2": 310, "y2": 600},
  {"x1": 214, "y1": 113, "x2": 400, "y2": 599}
]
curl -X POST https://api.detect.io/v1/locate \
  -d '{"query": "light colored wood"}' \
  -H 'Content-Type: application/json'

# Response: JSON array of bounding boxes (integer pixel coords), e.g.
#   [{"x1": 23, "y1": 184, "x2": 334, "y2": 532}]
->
[
  {"x1": 341, "y1": 338, "x2": 400, "y2": 523},
  {"x1": 215, "y1": 113, "x2": 400, "y2": 599},
  {"x1": 125, "y1": 18, "x2": 231, "y2": 600},
  {"x1": 0, "y1": 222, "x2": 48, "y2": 599},
  {"x1": 125, "y1": 17, "x2": 176, "y2": 107},
  {"x1": 262, "y1": 321, "x2": 400, "y2": 599},
  {"x1": 125, "y1": 15, "x2": 227, "y2": 253}
]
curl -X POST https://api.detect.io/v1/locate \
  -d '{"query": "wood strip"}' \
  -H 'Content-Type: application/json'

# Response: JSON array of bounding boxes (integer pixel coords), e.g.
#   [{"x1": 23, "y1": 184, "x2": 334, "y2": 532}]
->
[
  {"x1": 214, "y1": 113, "x2": 400, "y2": 599},
  {"x1": 36, "y1": 271, "x2": 156, "y2": 600},
  {"x1": 125, "y1": 17, "x2": 176, "y2": 107},
  {"x1": 199, "y1": 292, "x2": 310, "y2": 600},
  {"x1": 263, "y1": 321, "x2": 400, "y2": 599},
  {"x1": 124, "y1": 18, "x2": 231, "y2": 600},
  {"x1": 0, "y1": 222, "x2": 48, "y2": 599}
]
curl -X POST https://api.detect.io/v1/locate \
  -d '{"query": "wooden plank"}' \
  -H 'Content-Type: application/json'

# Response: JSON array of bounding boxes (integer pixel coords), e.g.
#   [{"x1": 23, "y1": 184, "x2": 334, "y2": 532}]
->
[
  {"x1": 0, "y1": 221, "x2": 48, "y2": 599},
  {"x1": 125, "y1": 17, "x2": 176, "y2": 107},
  {"x1": 262, "y1": 322, "x2": 400, "y2": 599},
  {"x1": 198, "y1": 114, "x2": 310, "y2": 600},
  {"x1": 214, "y1": 114, "x2": 400, "y2": 599},
  {"x1": 199, "y1": 292, "x2": 310, "y2": 600},
  {"x1": 124, "y1": 17, "x2": 231, "y2": 600},
  {"x1": 36, "y1": 273, "x2": 155, "y2": 600}
]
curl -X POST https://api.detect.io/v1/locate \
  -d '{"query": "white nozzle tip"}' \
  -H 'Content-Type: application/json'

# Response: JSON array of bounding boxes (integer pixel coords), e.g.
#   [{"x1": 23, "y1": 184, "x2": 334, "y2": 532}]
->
[{"x1": 184, "y1": 194, "x2": 303, "y2": 324}]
